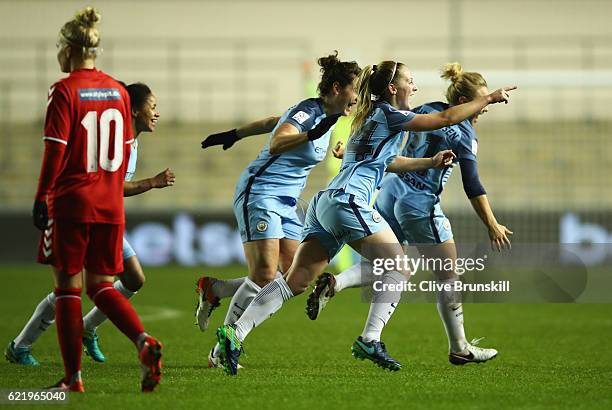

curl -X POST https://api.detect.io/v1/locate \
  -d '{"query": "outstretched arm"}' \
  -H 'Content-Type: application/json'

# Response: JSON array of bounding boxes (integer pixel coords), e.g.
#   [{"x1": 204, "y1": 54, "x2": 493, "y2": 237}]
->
[
  {"x1": 386, "y1": 150, "x2": 455, "y2": 173},
  {"x1": 469, "y1": 195, "x2": 513, "y2": 252},
  {"x1": 460, "y1": 159, "x2": 512, "y2": 251},
  {"x1": 236, "y1": 116, "x2": 280, "y2": 139},
  {"x1": 404, "y1": 86, "x2": 517, "y2": 132},
  {"x1": 201, "y1": 116, "x2": 280, "y2": 150},
  {"x1": 268, "y1": 123, "x2": 310, "y2": 155},
  {"x1": 124, "y1": 168, "x2": 175, "y2": 197},
  {"x1": 269, "y1": 113, "x2": 342, "y2": 155}
]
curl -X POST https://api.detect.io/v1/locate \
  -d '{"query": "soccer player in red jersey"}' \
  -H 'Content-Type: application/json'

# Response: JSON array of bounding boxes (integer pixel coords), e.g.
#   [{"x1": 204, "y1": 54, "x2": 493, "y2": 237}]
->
[
  {"x1": 32, "y1": 7, "x2": 162, "y2": 393},
  {"x1": 6, "y1": 82, "x2": 173, "y2": 367}
]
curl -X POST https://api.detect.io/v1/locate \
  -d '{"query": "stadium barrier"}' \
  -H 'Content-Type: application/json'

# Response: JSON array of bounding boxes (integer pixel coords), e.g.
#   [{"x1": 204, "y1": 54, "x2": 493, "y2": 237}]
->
[{"x1": 2, "y1": 211, "x2": 611, "y2": 267}]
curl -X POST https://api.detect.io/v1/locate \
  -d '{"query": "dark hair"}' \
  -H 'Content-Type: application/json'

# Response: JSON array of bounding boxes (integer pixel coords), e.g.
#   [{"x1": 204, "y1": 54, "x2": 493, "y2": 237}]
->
[
  {"x1": 125, "y1": 82, "x2": 152, "y2": 111},
  {"x1": 316, "y1": 51, "x2": 361, "y2": 96}
]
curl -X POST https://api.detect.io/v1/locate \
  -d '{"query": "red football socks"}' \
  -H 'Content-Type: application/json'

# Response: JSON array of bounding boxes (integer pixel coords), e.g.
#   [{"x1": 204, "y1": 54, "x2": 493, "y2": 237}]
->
[
  {"x1": 87, "y1": 282, "x2": 145, "y2": 345},
  {"x1": 54, "y1": 288, "x2": 83, "y2": 381}
]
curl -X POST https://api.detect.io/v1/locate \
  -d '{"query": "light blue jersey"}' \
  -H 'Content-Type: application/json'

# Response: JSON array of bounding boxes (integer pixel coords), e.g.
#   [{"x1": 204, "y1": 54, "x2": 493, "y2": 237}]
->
[
  {"x1": 379, "y1": 101, "x2": 477, "y2": 217},
  {"x1": 234, "y1": 98, "x2": 334, "y2": 242},
  {"x1": 123, "y1": 140, "x2": 138, "y2": 258},
  {"x1": 125, "y1": 139, "x2": 138, "y2": 182},
  {"x1": 375, "y1": 101, "x2": 478, "y2": 244},
  {"x1": 327, "y1": 102, "x2": 415, "y2": 204},
  {"x1": 235, "y1": 98, "x2": 332, "y2": 200},
  {"x1": 302, "y1": 101, "x2": 416, "y2": 258}
]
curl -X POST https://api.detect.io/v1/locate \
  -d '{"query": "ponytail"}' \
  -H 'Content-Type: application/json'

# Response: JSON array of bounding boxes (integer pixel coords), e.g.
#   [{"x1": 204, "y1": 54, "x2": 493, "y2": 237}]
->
[
  {"x1": 351, "y1": 66, "x2": 375, "y2": 135},
  {"x1": 351, "y1": 60, "x2": 403, "y2": 135}
]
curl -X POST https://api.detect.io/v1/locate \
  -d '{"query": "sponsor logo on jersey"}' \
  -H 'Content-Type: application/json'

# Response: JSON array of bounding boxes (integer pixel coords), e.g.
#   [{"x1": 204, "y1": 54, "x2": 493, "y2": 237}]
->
[
  {"x1": 389, "y1": 106, "x2": 412, "y2": 117},
  {"x1": 399, "y1": 173, "x2": 426, "y2": 190},
  {"x1": 256, "y1": 221, "x2": 268, "y2": 232},
  {"x1": 291, "y1": 111, "x2": 310, "y2": 124},
  {"x1": 78, "y1": 88, "x2": 121, "y2": 101}
]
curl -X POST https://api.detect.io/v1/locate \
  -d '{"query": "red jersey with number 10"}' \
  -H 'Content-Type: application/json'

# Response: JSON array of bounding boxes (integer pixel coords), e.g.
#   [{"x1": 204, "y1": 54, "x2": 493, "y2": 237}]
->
[{"x1": 43, "y1": 68, "x2": 133, "y2": 224}]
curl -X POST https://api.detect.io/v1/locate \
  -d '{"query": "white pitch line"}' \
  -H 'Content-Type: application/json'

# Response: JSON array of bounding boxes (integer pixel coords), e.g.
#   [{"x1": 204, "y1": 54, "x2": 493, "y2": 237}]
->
[{"x1": 134, "y1": 305, "x2": 183, "y2": 322}]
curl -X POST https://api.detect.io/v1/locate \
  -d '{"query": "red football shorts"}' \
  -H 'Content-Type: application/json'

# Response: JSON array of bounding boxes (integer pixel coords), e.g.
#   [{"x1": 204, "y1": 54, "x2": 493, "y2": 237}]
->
[{"x1": 37, "y1": 218, "x2": 124, "y2": 275}]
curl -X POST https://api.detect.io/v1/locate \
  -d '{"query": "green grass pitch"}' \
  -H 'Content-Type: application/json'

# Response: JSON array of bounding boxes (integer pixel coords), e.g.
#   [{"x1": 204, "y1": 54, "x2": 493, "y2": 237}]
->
[{"x1": 1, "y1": 264, "x2": 611, "y2": 409}]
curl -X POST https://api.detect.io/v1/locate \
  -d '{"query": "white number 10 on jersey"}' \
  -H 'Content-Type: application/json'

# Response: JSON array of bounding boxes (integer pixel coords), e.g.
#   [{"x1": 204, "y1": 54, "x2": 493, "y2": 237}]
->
[{"x1": 81, "y1": 108, "x2": 124, "y2": 172}]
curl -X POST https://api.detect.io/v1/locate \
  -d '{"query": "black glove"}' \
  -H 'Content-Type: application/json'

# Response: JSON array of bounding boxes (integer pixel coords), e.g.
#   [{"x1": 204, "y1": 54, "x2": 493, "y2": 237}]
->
[
  {"x1": 307, "y1": 113, "x2": 343, "y2": 141},
  {"x1": 32, "y1": 200, "x2": 48, "y2": 231},
  {"x1": 201, "y1": 129, "x2": 239, "y2": 150}
]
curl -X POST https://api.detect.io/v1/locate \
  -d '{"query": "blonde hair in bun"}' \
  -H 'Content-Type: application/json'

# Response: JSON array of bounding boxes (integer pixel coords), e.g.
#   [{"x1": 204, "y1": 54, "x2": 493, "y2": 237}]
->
[
  {"x1": 441, "y1": 62, "x2": 487, "y2": 105},
  {"x1": 59, "y1": 6, "x2": 102, "y2": 59}
]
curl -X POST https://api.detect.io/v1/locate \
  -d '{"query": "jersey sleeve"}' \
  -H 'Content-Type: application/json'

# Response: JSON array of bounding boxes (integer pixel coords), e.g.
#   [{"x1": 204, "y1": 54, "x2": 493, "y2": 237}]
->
[
  {"x1": 385, "y1": 107, "x2": 416, "y2": 133},
  {"x1": 459, "y1": 157, "x2": 486, "y2": 198},
  {"x1": 282, "y1": 100, "x2": 320, "y2": 132},
  {"x1": 450, "y1": 123, "x2": 477, "y2": 161},
  {"x1": 43, "y1": 83, "x2": 71, "y2": 145},
  {"x1": 34, "y1": 140, "x2": 66, "y2": 201}
]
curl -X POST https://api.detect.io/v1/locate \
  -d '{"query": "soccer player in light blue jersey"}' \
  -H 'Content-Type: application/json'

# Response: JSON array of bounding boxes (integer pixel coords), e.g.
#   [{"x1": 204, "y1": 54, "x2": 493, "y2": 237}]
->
[
  {"x1": 216, "y1": 61, "x2": 515, "y2": 374},
  {"x1": 6, "y1": 83, "x2": 175, "y2": 366},
  {"x1": 196, "y1": 53, "x2": 361, "y2": 368},
  {"x1": 309, "y1": 63, "x2": 512, "y2": 366}
]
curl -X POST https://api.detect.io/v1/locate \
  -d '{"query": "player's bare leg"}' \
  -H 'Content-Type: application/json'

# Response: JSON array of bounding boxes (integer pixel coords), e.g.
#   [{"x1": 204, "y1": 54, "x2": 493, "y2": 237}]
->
[
  {"x1": 243, "y1": 239, "x2": 283, "y2": 287},
  {"x1": 346, "y1": 228, "x2": 409, "y2": 371},
  {"x1": 279, "y1": 238, "x2": 298, "y2": 274},
  {"x1": 118, "y1": 256, "x2": 146, "y2": 291},
  {"x1": 218, "y1": 228, "x2": 410, "y2": 374},
  {"x1": 307, "y1": 258, "x2": 370, "y2": 320},
  {"x1": 208, "y1": 238, "x2": 295, "y2": 367},
  {"x1": 416, "y1": 240, "x2": 497, "y2": 365},
  {"x1": 217, "y1": 238, "x2": 329, "y2": 374}
]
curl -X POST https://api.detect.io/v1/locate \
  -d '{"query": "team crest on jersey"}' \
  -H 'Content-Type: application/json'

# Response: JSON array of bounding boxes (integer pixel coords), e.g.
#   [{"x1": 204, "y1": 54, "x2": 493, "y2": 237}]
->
[
  {"x1": 292, "y1": 111, "x2": 310, "y2": 124},
  {"x1": 256, "y1": 221, "x2": 268, "y2": 232},
  {"x1": 471, "y1": 140, "x2": 478, "y2": 155},
  {"x1": 372, "y1": 211, "x2": 382, "y2": 223},
  {"x1": 443, "y1": 218, "x2": 451, "y2": 231}
]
